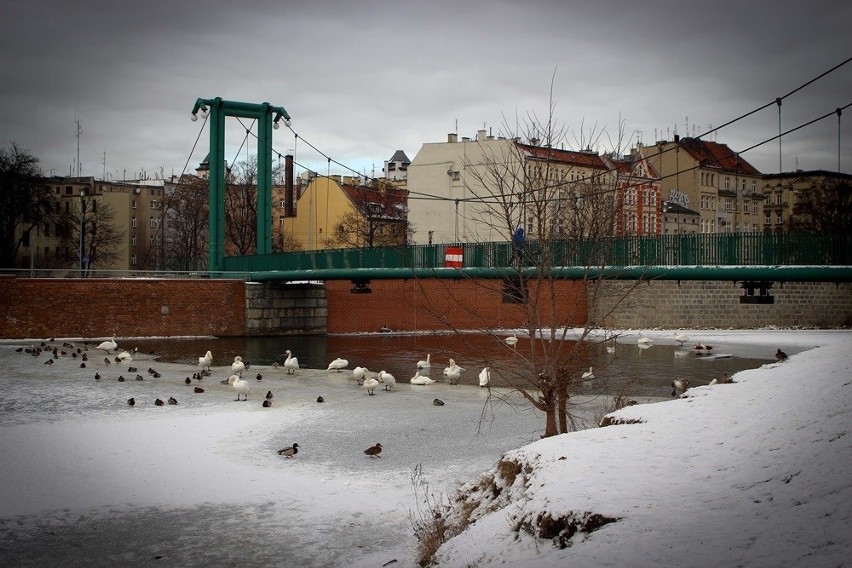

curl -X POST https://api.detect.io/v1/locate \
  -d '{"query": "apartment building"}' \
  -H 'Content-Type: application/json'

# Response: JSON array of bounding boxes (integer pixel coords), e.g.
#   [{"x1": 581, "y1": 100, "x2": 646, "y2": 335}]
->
[
  {"x1": 760, "y1": 170, "x2": 852, "y2": 232},
  {"x1": 640, "y1": 136, "x2": 764, "y2": 233},
  {"x1": 406, "y1": 130, "x2": 661, "y2": 245},
  {"x1": 19, "y1": 177, "x2": 165, "y2": 271}
]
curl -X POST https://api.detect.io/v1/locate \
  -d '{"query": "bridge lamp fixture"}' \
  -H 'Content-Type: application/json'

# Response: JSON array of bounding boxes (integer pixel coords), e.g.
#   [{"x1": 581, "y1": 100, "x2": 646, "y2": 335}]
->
[{"x1": 190, "y1": 105, "x2": 209, "y2": 122}]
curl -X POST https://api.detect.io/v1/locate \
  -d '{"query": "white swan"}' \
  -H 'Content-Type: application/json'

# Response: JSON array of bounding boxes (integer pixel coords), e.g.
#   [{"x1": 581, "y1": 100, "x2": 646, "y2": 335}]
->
[
  {"x1": 637, "y1": 336, "x2": 652, "y2": 345},
  {"x1": 581, "y1": 367, "x2": 595, "y2": 380},
  {"x1": 198, "y1": 350, "x2": 213, "y2": 371},
  {"x1": 443, "y1": 358, "x2": 464, "y2": 384},
  {"x1": 378, "y1": 370, "x2": 396, "y2": 391},
  {"x1": 504, "y1": 333, "x2": 518, "y2": 346},
  {"x1": 116, "y1": 350, "x2": 133, "y2": 361},
  {"x1": 327, "y1": 357, "x2": 349, "y2": 372},
  {"x1": 228, "y1": 374, "x2": 250, "y2": 401},
  {"x1": 353, "y1": 366, "x2": 368, "y2": 384},
  {"x1": 362, "y1": 374, "x2": 379, "y2": 395},
  {"x1": 478, "y1": 367, "x2": 490, "y2": 387},
  {"x1": 96, "y1": 336, "x2": 118, "y2": 354},
  {"x1": 674, "y1": 332, "x2": 690, "y2": 346},
  {"x1": 411, "y1": 371, "x2": 436, "y2": 385},
  {"x1": 231, "y1": 356, "x2": 246, "y2": 377},
  {"x1": 416, "y1": 353, "x2": 431, "y2": 370},
  {"x1": 284, "y1": 350, "x2": 299, "y2": 375}
]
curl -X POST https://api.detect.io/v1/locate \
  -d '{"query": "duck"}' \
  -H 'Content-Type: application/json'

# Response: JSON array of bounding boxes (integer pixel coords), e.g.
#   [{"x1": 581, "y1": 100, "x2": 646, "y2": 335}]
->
[
  {"x1": 674, "y1": 332, "x2": 690, "y2": 346},
  {"x1": 228, "y1": 374, "x2": 250, "y2": 401},
  {"x1": 278, "y1": 443, "x2": 299, "y2": 458},
  {"x1": 168, "y1": 397, "x2": 178, "y2": 405},
  {"x1": 194, "y1": 386, "x2": 205, "y2": 393},
  {"x1": 364, "y1": 443, "x2": 382, "y2": 458},
  {"x1": 671, "y1": 378, "x2": 690, "y2": 397},
  {"x1": 256, "y1": 373, "x2": 263, "y2": 381},
  {"x1": 581, "y1": 367, "x2": 595, "y2": 380},
  {"x1": 478, "y1": 367, "x2": 490, "y2": 387},
  {"x1": 353, "y1": 366, "x2": 368, "y2": 385},
  {"x1": 198, "y1": 350, "x2": 213, "y2": 372},
  {"x1": 433, "y1": 398, "x2": 445, "y2": 406},
  {"x1": 710, "y1": 373, "x2": 730, "y2": 385},
  {"x1": 262, "y1": 399, "x2": 272, "y2": 407},
  {"x1": 378, "y1": 370, "x2": 396, "y2": 391},
  {"x1": 775, "y1": 348, "x2": 788, "y2": 361},
  {"x1": 266, "y1": 390, "x2": 273, "y2": 400},
  {"x1": 127, "y1": 397, "x2": 135, "y2": 406},
  {"x1": 231, "y1": 356, "x2": 246, "y2": 377},
  {"x1": 362, "y1": 374, "x2": 380, "y2": 395},
  {"x1": 416, "y1": 354, "x2": 431, "y2": 370},
  {"x1": 96, "y1": 336, "x2": 118, "y2": 354},
  {"x1": 504, "y1": 332, "x2": 518, "y2": 346},
  {"x1": 327, "y1": 357, "x2": 349, "y2": 372},
  {"x1": 443, "y1": 358, "x2": 464, "y2": 384},
  {"x1": 379, "y1": 325, "x2": 392, "y2": 333},
  {"x1": 316, "y1": 396, "x2": 324, "y2": 403},
  {"x1": 284, "y1": 350, "x2": 299, "y2": 375},
  {"x1": 694, "y1": 343, "x2": 713, "y2": 352},
  {"x1": 155, "y1": 398, "x2": 165, "y2": 406},
  {"x1": 411, "y1": 372, "x2": 436, "y2": 385}
]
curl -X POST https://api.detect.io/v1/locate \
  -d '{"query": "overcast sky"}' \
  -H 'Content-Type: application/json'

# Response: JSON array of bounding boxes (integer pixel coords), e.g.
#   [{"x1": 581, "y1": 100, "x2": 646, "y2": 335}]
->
[{"x1": 2, "y1": 0, "x2": 850, "y2": 182}]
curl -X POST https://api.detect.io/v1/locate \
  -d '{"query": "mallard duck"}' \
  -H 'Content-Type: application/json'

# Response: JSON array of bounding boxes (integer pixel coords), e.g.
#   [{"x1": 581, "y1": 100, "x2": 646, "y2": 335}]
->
[
  {"x1": 364, "y1": 443, "x2": 382, "y2": 458},
  {"x1": 278, "y1": 443, "x2": 299, "y2": 458}
]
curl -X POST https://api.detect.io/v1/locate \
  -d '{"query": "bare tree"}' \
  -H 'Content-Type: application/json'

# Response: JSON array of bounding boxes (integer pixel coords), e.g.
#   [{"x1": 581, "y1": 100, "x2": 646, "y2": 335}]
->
[
  {"x1": 162, "y1": 175, "x2": 209, "y2": 271},
  {"x1": 224, "y1": 156, "x2": 285, "y2": 256},
  {"x1": 0, "y1": 143, "x2": 57, "y2": 268},
  {"x1": 424, "y1": 99, "x2": 645, "y2": 437},
  {"x1": 324, "y1": 181, "x2": 410, "y2": 248},
  {"x1": 61, "y1": 198, "x2": 125, "y2": 273},
  {"x1": 788, "y1": 181, "x2": 852, "y2": 233}
]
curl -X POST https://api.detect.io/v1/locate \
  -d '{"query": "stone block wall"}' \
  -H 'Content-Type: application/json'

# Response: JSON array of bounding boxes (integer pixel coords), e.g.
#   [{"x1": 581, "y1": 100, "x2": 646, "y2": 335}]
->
[
  {"x1": 592, "y1": 280, "x2": 852, "y2": 329},
  {"x1": 244, "y1": 282, "x2": 327, "y2": 336}
]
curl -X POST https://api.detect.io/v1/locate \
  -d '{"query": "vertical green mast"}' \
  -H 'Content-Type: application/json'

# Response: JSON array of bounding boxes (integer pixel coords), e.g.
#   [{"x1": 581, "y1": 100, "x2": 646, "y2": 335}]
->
[{"x1": 191, "y1": 98, "x2": 291, "y2": 273}]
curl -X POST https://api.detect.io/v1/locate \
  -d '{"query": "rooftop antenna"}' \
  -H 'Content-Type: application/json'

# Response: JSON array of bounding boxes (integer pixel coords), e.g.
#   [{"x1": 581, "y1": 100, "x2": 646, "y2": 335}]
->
[
  {"x1": 75, "y1": 103, "x2": 82, "y2": 177},
  {"x1": 102, "y1": 151, "x2": 106, "y2": 180}
]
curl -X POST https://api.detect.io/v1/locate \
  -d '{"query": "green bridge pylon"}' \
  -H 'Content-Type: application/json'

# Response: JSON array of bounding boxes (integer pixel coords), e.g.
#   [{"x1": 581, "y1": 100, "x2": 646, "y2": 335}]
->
[{"x1": 191, "y1": 97, "x2": 291, "y2": 273}]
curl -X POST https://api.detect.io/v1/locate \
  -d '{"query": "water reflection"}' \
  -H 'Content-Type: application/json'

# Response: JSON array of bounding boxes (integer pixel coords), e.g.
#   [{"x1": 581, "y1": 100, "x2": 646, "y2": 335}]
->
[{"x1": 129, "y1": 334, "x2": 772, "y2": 399}]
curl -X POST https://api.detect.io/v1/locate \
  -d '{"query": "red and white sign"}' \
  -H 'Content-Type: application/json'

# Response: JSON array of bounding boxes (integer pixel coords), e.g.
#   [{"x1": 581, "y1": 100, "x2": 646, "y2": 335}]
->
[{"x1": 444, "y1": 247, "x2": 463, "y2": 268}]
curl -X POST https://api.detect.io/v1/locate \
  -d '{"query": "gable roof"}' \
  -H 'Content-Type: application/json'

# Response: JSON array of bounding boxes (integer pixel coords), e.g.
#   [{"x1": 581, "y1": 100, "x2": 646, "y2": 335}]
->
[
  {"x1": 678, "y1": 138, "x2": 761, "y2": 175},
  {"x1": 340, "y1": 182, "x2": 408, "y2": 219}
]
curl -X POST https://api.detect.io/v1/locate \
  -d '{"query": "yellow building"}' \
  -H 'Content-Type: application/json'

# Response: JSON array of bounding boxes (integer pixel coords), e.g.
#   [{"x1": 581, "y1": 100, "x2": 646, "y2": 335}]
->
[
  {"x1": 282, "y1": 175, "x2": 408, "y2": 251},
  {"x1": 759, "y1": 170, "x2": 852, "y2": 232}
]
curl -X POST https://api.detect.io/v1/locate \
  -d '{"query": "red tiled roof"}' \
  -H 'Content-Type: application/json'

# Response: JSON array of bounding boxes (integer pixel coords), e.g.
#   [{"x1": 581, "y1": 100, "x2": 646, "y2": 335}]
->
[
  {"x1": 340, "y1": 183, "x2": 407, "y2": 216},
  {"x1": 678, "y1": 138, "x2": 761, "y2": 175},
  {"x1": 517, "y1": 143, "x2": 608, "y2": 169}
]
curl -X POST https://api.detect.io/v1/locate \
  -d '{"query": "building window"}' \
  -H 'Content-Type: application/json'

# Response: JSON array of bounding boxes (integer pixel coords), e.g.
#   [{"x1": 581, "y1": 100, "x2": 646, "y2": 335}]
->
[
  {"x1": 131, "y1": 217, "x2": 137, "y2": 228},
  {"x1": 752, "y1": 202, "x2": 757, "y2": 215},
  {"x1": 131, "y1": 236, "x2": 137, "y2": 247},
  {"x1": 151, "y1": 200, "x2": 157, "y2": 209},
  {"x1": 724, "y1": 177, "x2": 730, "y2": 190},
  {"x1": 131, "y1": 255, "x2": 137, "y2": 266},
  {"x1": 132, "y1": 200, "x2": 137, "y2": 209},
  {"x1": 751, "y1": 180, "x2": 756, "y2": 192},
  {"x1": 775, "y1": 193, "x2": 782, "y2": 205},
  {"x1": 725, "y1": 198, "x2": 732, "y2": 213},
  {"x1": 150, "y1": 217, "x2": 156, "y2": 228}
]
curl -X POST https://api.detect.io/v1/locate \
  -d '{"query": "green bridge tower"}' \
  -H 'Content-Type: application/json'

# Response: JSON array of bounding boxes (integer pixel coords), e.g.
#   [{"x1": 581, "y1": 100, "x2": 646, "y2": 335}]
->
[{"x1": 191, "y1": 97, "x2": 291, "y2": 273}]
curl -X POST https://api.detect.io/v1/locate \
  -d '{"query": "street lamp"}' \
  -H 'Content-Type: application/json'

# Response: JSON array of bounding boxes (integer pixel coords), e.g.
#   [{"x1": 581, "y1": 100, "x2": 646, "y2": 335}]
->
[{"x1": 79, "y1": 188, "x2": 87, "y2": 276}]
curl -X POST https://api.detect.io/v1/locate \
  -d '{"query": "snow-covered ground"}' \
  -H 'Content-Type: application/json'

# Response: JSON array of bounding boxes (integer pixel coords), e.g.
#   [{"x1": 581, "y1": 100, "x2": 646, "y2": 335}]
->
[{"x1": 0, "y1": 329, "x2": 849, "y2": 567}]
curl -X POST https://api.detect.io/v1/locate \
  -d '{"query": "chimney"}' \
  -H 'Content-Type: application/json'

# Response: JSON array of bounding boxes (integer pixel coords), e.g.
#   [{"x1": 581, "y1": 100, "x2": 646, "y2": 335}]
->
[
  {"x1": 285, "y1": 154, "x2": 294, "y2": 217},
  {"x1": 448, "y1": 133, "x2": 458, "y2": 143},
  {"x1": 477, "y1": 129, "x2": 486, "y2": 142}
]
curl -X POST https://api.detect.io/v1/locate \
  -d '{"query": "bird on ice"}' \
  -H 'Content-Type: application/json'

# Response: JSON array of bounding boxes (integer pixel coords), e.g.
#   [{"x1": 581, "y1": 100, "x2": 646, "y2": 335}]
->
[
  {"x1": 228, "y1": 374, "x2": 250, "y2": 401},
  {"x1": 231, "y1": 356, "x2": 246, "y2": 377},
  {"x1": 378, "y1": 370, "x2": 396, "y2": 391},
  {"x1": 97, "y1": 337, "x2": 118, "y2": 354},
  {"x1": 284, "y1": 350, "x2": 299, "y2": 375},
  {"x1": 362, "y1": 374, "x2": 380, "y2": 395},
  {"x1": 198, "y1": 350, "x2": 213, "y2": 372},
  {"x1": 364, "y1": 443, "x2": 382, "y2": 458},
  {"x1": 327, "y1": 358, "x2": 348, "y2": 372},
  {"x1": 278, "y1": 443, "x2": 299, "y2": 458}
]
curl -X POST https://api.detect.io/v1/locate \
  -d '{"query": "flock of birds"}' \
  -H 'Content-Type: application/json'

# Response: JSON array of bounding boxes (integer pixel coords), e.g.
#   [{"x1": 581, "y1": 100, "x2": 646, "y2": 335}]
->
[
  {"x1": 15, "y1": 330, "x2": 793, "y2": 461},
  {"x1": 621, "y1": 332, "x2": 791, "y2": 398}
]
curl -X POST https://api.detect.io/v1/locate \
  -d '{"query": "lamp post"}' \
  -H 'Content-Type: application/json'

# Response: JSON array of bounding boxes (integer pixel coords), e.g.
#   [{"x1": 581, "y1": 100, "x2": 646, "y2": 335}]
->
[{"x1": 79, "y1": 188, "x2": 87, "y2": 276}]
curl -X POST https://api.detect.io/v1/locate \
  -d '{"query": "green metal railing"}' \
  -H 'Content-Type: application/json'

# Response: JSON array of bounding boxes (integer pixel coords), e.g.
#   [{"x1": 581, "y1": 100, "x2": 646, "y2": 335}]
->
[{"x1": 223, "y1": 232, "x2": 852, "y2": 274}]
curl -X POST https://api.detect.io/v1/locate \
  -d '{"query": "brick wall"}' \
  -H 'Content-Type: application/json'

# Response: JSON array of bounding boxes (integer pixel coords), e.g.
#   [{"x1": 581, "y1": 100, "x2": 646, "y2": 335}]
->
[
  {"x1": 0, "y1": 276, "x2": 245, "y2": 339},
  {"x1": 325, "y1": 278, "x2": 588, "y2": 333},
  {"x1": 593, "y1": 280, "x2": 852, "y2": 329}
]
